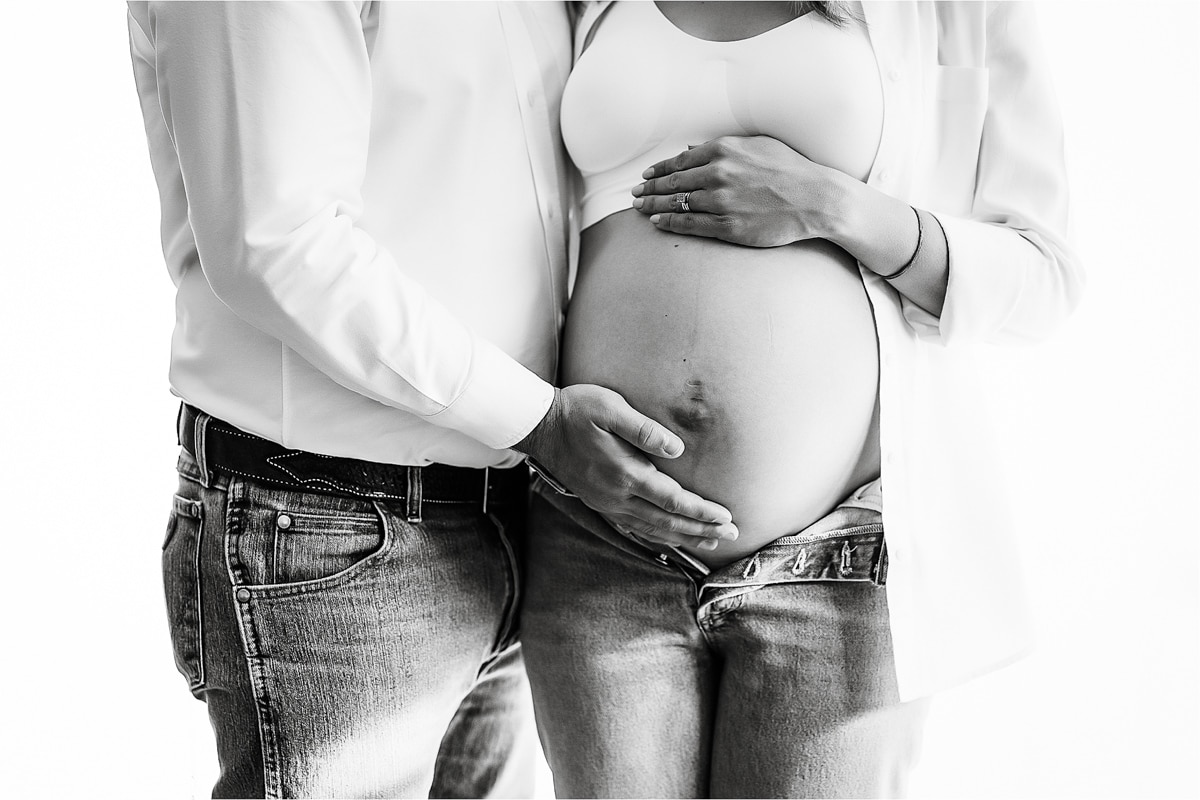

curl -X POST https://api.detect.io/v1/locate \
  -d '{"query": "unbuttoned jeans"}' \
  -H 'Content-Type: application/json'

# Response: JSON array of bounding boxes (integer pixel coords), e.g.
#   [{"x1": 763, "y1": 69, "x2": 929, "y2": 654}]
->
[
  {"x1": 521, "y1": 481, "x2": 931, "y2": 799},
  {"x1": 162, "y1": 450, "x2": 536, "y2": 799}
]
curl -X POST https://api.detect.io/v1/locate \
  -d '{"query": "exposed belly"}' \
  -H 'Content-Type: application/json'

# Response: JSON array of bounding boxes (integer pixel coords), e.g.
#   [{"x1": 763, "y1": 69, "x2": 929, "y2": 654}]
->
[{"x1": 563, "y1": 210, "x2": 881, "y2": 566}]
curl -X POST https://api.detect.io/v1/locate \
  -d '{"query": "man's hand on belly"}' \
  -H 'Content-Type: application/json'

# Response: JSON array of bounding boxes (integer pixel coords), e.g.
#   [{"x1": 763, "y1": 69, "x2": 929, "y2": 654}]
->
[{"x1": 513, "y1": 385, "x2": 738, "y2": 550}]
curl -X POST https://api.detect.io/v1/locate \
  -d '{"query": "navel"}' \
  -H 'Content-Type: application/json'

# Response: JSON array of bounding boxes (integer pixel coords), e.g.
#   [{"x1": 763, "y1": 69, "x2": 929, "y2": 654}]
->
[{"x1": 668, "y1": 379, "x2": 716, "y2": 433}]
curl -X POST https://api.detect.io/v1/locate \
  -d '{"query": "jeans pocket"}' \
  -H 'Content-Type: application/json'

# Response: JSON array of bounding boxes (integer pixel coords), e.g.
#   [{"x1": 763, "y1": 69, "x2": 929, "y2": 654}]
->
[
  {"x1": 162, "y1": 492, "x2": 205, "y2": 693},
  {"x1": 273, "y1": 508, "x2": 390, "y2": 585},
  {"x1": 227, "y1": 480, "x2": 393, "y2": 593}
]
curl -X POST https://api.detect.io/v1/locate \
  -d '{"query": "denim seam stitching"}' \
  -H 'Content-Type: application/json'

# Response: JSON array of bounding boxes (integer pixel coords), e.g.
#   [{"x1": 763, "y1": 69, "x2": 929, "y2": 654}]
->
[
  {"x1": 242, "y1": 603, "x2": 282, "y2": 799},
  {"x1": 191, "y1": 499, "x2": 207, "y2": 691},
  {"x1": 488, "y1": 511, "x2": 522, "y2": 660},
  {"x1": 703, "y1": 575, "x2": 881, "y2": 594},
  {"x1": 222, "y1": 482, "x2": 281, "y2": 798},
  {"x1": 769, "y1": 523, "x2": 885, "y2": 547}
]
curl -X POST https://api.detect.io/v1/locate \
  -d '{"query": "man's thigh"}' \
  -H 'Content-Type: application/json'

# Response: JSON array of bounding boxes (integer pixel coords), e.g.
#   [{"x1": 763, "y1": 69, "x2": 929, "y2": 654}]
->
[
  {"x1": 708, "y1": 582, "x2": 930, "y2": 799},
  {"x1": 521, "y1": 489, "x2": 715, "y2": 799},
  {"x1": 431, "y1": 642, "x2": 539, "y2": 800},
  {"x1": 163, "y1": 456, "x2": 524, "y2": 798}
]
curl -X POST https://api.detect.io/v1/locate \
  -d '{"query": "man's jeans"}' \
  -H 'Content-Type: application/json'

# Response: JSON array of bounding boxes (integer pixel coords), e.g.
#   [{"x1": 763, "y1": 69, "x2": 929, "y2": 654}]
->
[
  {"x1": 163, "y1": 450, "x2": 535, "y2": 799},
  {"x1": 521, "y1": 481, "x2": 931, "y2": 799}
]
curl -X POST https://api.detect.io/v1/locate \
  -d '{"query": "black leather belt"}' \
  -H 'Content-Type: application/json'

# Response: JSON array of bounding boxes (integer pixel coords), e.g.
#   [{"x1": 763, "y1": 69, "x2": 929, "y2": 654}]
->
[{"x1": 177, "y1": 404, "x2": 528, "y2": 520}]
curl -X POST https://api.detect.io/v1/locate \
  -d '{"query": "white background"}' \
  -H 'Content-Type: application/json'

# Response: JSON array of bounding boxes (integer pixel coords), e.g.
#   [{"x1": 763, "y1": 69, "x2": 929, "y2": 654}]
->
[{"x1": 1, "y1": 2, "x2": 1196, "y2": 798}]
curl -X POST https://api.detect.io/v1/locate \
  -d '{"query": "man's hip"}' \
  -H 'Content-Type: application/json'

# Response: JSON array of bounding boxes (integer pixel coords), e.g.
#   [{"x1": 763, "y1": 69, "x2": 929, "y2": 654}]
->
[{"x1": 162, "y1": 409, "x2": 534, "y2": 797}]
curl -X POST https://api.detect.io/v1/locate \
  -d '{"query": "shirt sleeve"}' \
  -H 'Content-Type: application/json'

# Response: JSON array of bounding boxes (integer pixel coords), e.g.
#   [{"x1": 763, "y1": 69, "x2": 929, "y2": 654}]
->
[
  {"x1": 141, "y1": 1, "x2": 553, "y2": 450},
  {"x1": 904, "y1": 2, "x2": 1085, "y2": 346}
]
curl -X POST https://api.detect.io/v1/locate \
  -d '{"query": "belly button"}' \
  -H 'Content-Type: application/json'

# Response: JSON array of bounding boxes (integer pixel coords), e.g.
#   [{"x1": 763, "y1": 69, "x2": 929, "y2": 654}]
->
[
  {"x1": 668, "y1": 401, "x2": 713, "y2": 434},
  {"x1": 670, "y1": 380, "x2": 713, "y2": 433}
]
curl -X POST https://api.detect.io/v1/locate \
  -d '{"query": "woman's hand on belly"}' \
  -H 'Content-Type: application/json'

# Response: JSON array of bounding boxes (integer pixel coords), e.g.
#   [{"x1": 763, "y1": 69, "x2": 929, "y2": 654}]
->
[
  {"x1": 513, "y1": 384, "x2": 739, "y2": 550},
  {"x1": 632, "y1": 135, "x2": 951, "y2": 316},
  {"x1": 630, "y1": 135, "x2": 851, "y2": 247}
]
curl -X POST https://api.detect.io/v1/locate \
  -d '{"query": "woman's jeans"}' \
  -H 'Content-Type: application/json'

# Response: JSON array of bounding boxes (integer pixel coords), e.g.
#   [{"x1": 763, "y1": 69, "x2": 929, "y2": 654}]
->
[
  {"x1": 521, "y1": 481, "x2": 931, "y2": 799},
  {"x1": 163, "y1": 450, "x2": 535, "y2": 799}
]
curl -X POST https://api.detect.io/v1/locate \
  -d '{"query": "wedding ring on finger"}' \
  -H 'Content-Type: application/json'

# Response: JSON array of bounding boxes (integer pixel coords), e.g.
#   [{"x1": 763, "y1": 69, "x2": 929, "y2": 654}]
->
[{"x1": 673, "y1": 191, "x2": 691, "y2": 213}]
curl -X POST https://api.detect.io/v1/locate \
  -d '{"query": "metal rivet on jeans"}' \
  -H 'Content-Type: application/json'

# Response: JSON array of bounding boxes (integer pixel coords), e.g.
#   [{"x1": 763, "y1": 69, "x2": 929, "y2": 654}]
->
[
  {"x1": 235, "y1": 588, "x2": 252, "y2": 603},
  {"x1": 656, "y1": 554, "x2": 670, "y2": 564},
  {"x1": 277, "y1": 513, "x2": 292, "y2": 530}
]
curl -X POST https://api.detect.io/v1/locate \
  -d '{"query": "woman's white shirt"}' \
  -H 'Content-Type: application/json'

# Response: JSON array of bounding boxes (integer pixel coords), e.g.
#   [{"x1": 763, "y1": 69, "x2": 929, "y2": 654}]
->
[{"x1": 574, "y1": 0, "x2": 1084, "y2": 701}]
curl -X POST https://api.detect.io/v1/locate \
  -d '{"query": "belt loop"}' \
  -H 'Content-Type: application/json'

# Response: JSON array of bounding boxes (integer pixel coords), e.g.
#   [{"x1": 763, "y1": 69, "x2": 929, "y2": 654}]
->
[
  {"x1": 406, "y1": 466, "x2": 423, "y2": 523},
  {"x1": 193, "y1": 409, "x2": 213, "y2": 489},
  {"x1": 481, "y1": 466, "x2": 491, "y2": 515},
  {"x1": 872, "y1": 539, "x2": 889, "y2": 586}
]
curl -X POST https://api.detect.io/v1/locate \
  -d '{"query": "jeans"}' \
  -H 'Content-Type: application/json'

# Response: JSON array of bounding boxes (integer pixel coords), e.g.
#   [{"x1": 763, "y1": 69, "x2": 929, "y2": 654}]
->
[
  {"x1": 162, "y1": 450, "x2": 536, "y2": 799},
  {"x1": 521, "y1": 481, "x2": 930, "y2": 799}
]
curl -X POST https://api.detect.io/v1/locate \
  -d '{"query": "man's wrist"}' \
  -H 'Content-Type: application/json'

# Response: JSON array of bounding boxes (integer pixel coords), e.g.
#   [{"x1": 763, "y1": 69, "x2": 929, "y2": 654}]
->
[
  {"x1": 512, "y1": 386, "x2": 560, "y2": 459},
  {"x1": 513, "y1": 388, "x2": 577, "y2": 496}
]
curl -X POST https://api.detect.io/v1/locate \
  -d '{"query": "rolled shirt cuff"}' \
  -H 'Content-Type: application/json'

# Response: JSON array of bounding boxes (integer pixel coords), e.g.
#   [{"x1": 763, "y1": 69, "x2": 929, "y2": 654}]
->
[{"x1": 427, "y1": 336, "x2": 555, "y2": 451}]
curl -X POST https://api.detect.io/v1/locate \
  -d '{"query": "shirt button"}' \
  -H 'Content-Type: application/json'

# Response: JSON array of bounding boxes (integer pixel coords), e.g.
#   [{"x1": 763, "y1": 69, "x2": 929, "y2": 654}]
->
[
  {"x1": 881, "y1": 353, "x2": 894, "y2": 368},
  {"x1": 888, "y1": 68, "x2": 901, "y2": 82},
  {"x1": 526, "y1": 89, "x2": 538, "y2": 107},
  {"x1": 277, "y1": 514, "x2": 292, "y2": 530},
  {"x1": 235, "y1": 588, "x2": 252, "y2": 603},
  {"x1": 886, "y1": 452, "x2": 897, "y2": 466},
  {"x1": 878, "y1": 168, "x2": 891, "y2": 182}
]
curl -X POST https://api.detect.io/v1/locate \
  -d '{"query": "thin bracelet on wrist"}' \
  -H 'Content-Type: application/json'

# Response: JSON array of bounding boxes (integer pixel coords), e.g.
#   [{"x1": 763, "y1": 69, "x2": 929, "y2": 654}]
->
[{"x1": 879, "y1": 205, "x2": 923, "y2": 281}]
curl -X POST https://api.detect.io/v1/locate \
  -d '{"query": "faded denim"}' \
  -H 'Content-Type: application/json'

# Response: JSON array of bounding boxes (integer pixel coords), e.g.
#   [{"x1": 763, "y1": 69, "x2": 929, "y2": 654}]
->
[
  {"x1": 162, "y1": 450, "x2": 536, "y2": 799},
  {"x1": 521, "y1": 480, "x2": 930, "y2": 799}
]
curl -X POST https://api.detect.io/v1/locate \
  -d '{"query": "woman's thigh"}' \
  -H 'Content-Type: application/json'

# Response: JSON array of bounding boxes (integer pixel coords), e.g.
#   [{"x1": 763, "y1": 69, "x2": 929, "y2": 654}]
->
[
  {"x1": 521, "y1": 488, "x2": 717, "y2": 798},
  {"x1": 708, "y1": 582, "x2": 930, "y2": 799}
]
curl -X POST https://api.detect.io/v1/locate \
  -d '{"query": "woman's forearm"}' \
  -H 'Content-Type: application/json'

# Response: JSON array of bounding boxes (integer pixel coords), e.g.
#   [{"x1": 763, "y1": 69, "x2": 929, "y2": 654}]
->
[
  {"x1": 633, "y1": 137, "x2": 952, "y2": 318},
  {"x1": 825, "y1": 172, "x2": 948, "y2": 317}
]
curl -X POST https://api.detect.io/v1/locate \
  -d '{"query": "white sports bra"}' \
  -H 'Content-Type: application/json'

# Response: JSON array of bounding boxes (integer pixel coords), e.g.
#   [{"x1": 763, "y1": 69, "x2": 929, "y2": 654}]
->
[{"x1": 561, "y1": 1, "x2": 884, "y2": 230}]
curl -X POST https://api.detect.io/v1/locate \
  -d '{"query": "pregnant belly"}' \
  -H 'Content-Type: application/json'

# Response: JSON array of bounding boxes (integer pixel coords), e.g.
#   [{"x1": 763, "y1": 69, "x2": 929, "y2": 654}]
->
[{"x1": 563, "y1": 210, "x2": 881, "y2": 566}]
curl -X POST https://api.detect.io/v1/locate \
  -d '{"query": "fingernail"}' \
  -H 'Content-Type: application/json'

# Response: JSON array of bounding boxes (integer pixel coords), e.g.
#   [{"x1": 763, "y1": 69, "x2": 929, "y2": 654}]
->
[
  {"x1": 663, "y1": 439, "x2": 683, "y2": 457},
  {"x1": 642, "y1": 168, "x2": 653, "y2": 179},
  {"x1": 710, "y1": 512, "x2": 733, "y2": 525},
  {"x1": 698, "y1": 539, "x2": 719, "y2": 551},
  {"x1": 718, "y1": 526, "x2": 739, "y2": 541},
  {"x1": 632, "y1": 197, "x2": 644, "y2": 209},
  {"x1": 649, "y1": 214, "x2": 661, "y2": 225},
  {"x1": 631, "y1": 183, "x2": 644, "y2": 197}
]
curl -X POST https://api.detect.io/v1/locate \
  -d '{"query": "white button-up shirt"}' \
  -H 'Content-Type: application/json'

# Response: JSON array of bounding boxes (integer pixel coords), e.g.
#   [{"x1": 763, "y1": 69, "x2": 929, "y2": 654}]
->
[
  {"x1": 127, "y1": 1, "x2": 571, "y2": 468},
  {"x1": 573, "y1": 0, "x2": 1083, "y2": 701},
  {"x1": 859, "y1": 1, "x2": 1083, "y2": 701}
]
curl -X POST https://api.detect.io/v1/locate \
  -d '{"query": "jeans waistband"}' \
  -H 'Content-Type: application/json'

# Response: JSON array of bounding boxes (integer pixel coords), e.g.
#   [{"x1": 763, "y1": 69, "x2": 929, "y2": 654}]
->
[
  {"x1": 533, "y1": 477, "x2": 887, "y2": 587},
  {"x1": 177, "y1": 404, "x2": 527, "y2": 522},
  {"x1": 701, "y1": 523, "x2": 887, "y2": 590}
]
